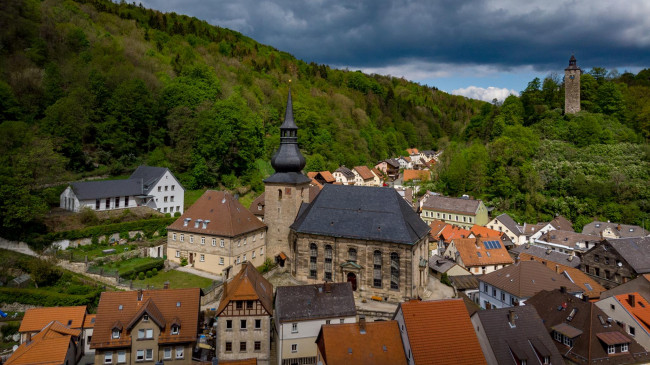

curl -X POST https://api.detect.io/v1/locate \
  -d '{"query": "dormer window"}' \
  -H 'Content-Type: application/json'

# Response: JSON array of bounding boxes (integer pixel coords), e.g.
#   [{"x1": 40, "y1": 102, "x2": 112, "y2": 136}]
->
[
  {"x1": 194, "y1": 219, "x2": 202, "y2": 228},
  {"x1": 112, "y1": 330, "x2": 120, "y2": 339},
  {"x1": 183, "y1": 218, "x2": 191, "y2": 227},
  {"x1": 143, "y1": 314, "x2": 149, "y2": 322},
  {"x1": 202, "y1": 220, "x2": 210, "y2": 229},
  {"x1": 171, "y1": 325, "x2": 179, "y2": 335}
]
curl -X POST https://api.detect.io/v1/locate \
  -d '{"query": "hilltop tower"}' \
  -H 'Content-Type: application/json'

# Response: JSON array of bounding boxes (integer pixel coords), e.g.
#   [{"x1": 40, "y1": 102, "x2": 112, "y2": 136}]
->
[
  {"x1": 564, "y1": 55, "x2": 581, "y2": 114},
  {"x1": 263, "y1": 90, "x2": 311, "y2": 263}
]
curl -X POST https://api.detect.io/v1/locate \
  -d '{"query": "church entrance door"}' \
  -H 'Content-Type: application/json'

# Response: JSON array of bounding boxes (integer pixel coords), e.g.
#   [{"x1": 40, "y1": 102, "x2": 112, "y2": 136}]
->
[{"x1": 347, "y1": 272, "x2": 357, "y2": 291}]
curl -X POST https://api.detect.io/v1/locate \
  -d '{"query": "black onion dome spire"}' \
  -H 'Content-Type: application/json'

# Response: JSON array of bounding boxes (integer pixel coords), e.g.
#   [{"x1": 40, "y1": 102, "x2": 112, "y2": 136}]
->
[{"x1": 270, "y1": 89, "x2": 306, "y2": 173}]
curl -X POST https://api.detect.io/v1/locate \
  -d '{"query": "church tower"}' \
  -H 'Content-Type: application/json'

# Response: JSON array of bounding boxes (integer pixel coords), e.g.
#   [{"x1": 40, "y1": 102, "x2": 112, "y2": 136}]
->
[
  {"x1": 564, "y1": 55, "x2": 581, "y2": 114},
  {"x1": 263, "y1": 89, "x2": 311, "y2": 262}
]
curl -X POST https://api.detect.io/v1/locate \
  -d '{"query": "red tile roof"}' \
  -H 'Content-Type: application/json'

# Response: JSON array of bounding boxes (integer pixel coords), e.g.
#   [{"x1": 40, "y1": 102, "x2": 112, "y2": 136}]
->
[
  {"x1": 406, "y1": 148, "x2": 419, "y2": 155},
  {"x1": 398, "y1": 299, "x2": 486, "y2": 365},
  {"x1": 168, "y1": 190, "x2": 266, "y2": 237},
  {"x1": 452, "y1": 237, "x2": 513, "y2": 267},
  {"x1": 470, "y1": 224, "x2": 502, "y2": 238},
  {"x1": 83, "y1": 314, "x2": 96, "y2": 329},
  {"x1": 318, "y1": 171, "x2": 335, "y2": 183},
  {"x1": 217, "y1": 261, "x2": 273, "y2": 316},
  {"x1": 616, "y1": 293, "x2": 650, "y2": 333},
  {"x1": 403, "y1": 169, "x2": 430, "y2": 182},
  {"x1": 19, "y1": 306, "x2": 87, "y2": 333},
  {"x1": 353, "y1": 166, "x2": 375, "y2": 180},
  {"x1": 439, "y1": 225, "x2": 471, "y2": 241},
  {"x1": 6, "y1": 321, "x2": 79, "y2": 365}
]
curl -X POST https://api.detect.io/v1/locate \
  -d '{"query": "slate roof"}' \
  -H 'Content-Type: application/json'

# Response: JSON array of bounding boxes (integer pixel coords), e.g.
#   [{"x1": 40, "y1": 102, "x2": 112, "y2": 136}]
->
[
  {"x1": 480, "y1": 261, "x2": 582, "y2": 299},
  {"x1": 263, "y1": 171, "x2": 311, "y2": 184},
  {"x1": 217, "y1": 262, "x2": 273, "y2": 316},
  {"x1": 316, "y1": 320, "x2": 407, "y2": 365},
  {"x1": 70, "y1": 179, "x2": 145, "y2": 200},
  {"x1": 550, "y1": 215, "x2": 574, "y2": 232},
  {"x1": 510, "y1": 244, "x2": 581, "y2": 268},
  {"x1": 421, "y1": 195, "x2": 482, "y2": 215},
  {"x1": 428, "y1": 255, "x2": 457, "y2": 273},
  {"x1": 290, "y1": 185, "x2": 430, "y2": 245},
  {"x1": 385, "y1": 158, "x2": 400, "y2": 168},
  {"x1": 334, "y1": 166, "x2": 355, "y2": 180},
  {"x1": 6, "y1": 321, "x2": 80, "y2": 365},
  {"x1": 91, "y1": 288, "x2": 200, "y2": 349},
  {"x1": 582, "y1": 221, "x2": 648, "y2": 238},
  {"x1": 452, "y1": 237, "x2": 513, "y2": 267},
  {"x1": 397, "y1": 299, "x2": 487, "y2": 365},
  {"x1": 522, "y1": 222, "x2": 549, "y2": 236},
  {"x1": 605, "y1": 237, "x2": 650, "y2": 273},
  {"x1": 129, "y1": 165, "x2": 171, "y2": 194},
  {"x1": 353, "y1": 166, "x2": 375, "y2": 180},
  {"x1": 19, "y1": 306, "x2": 87, "y2": 333},
  {"x1": 527, "y1": 289, "x2": 650, "y2": 364},
  {"x1": 601, "y1": 275, "x2": 650, "y2": 302},
  {"x1": 473, "y1": 306, "x2": 565, "y2": 365},
  {"x1": 449, "y1": 275, "x2": 480, "y2": 290},
  {"x1": 494, "y1": 213, "x2": 522, "y2": 235},
  {"x1": 168, "y1": 190, "x2": 266, "y2": 237},
  {"x1": 537, "y1": 230, "x2": 599, "y2": 248},
  {"x1": 275, "y1": 282, "x2": 356, "y2": 323}
]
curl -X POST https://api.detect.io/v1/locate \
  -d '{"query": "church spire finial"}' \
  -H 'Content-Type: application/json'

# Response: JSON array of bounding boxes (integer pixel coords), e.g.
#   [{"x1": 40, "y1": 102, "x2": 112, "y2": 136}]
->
[{"x1": 269, "y1": 89, "x2": 306, "y2": 173}]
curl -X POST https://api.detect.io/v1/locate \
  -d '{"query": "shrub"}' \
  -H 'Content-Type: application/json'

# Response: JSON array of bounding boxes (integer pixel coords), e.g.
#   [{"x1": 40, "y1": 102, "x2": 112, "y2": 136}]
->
[
  {"x1": 91, "y1": 235, "x2": 99, "y2": 245},
  {"x1": 79, "y1": 207, "x2": 99, "y2": 225},
  {"x1": 258, "y1": 257, "x2": 275, "y2": 274},
  {"x1": 152, "y1": 268, "x2": 158, "y2": 275},
  {"x1": 119, "y1": 230, "x2": 129, "y2": 240},
  {"x1": 138, "y1": 272, "x2": 145, "y2": 280},
  {"x1": 29, "y1": 257, "x2": 62, "y2": 287},
  {"x1": 174, "y1": 212, "x2": 181, "y2": 217},
  {"x1": 146, "y1": 270, "x2": 153, "y2": 278},
  {"x1": 1, "y1": 321, "x2": 20, "y2": 337},
  {"x1": 0, "y1": 287, "x2": 97, "y2": 307},
  {"x1": 119, "y1": 259, "x2": 164, "y2": 279},
  {"x1": 180, "y1": 258, "x2": 188, "y2": 266}
]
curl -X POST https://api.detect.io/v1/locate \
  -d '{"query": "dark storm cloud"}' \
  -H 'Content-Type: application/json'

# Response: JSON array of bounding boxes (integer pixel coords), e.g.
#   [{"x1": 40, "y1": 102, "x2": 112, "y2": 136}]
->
[{"x1": 140, "y1": 0, "x2": 650, "y2": 72}]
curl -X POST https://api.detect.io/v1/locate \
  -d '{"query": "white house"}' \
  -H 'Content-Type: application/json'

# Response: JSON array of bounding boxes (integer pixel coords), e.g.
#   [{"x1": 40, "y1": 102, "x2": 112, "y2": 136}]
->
[
  {"x1": 332, "y1": 166, "x2": 355, "y2": 185},
  {"x1": 60, "y1": 166, "x2": 185, "y2": 214},
  {"x1": 486, "y1": 213, "x2": 526, "y2": 245}
]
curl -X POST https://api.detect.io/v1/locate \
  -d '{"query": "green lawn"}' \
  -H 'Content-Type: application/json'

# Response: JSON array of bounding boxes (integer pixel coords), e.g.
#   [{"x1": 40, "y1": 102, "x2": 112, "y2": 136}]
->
[
  {"x1": 133, "y1": 269, "x2": 214, "y2": 289},
  {"x1": 64, "y1": 243, "x2": 137, "y2": 261},
  {"x1": 185, "y1": 189, "x2": 207, "y2": 209},
  {"x1": 107, "y1": 257, "x2": 162, "y2": 276}
]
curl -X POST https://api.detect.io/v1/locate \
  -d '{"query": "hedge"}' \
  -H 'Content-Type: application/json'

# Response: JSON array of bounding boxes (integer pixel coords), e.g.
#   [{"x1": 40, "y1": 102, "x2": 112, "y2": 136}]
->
[
  {"x1": 120, "y1": 258, "x2": 165, "y2": 280},
  {"x1": 0, "y1": 287, "x2": 98, "y2": 307}
]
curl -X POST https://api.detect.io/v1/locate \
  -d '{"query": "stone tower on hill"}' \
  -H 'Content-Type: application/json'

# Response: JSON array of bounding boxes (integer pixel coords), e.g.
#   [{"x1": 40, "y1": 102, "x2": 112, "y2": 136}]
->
[
  {"x1": 263, "y1": 90, "x2": 311, "y2": 263},
  {"x1": 565, "y1": 55, "x2": 581, "y2": 114}
]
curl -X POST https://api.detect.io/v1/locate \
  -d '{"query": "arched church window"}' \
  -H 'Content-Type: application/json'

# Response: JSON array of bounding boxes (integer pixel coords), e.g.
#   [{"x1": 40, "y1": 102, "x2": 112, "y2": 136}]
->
[
  {"x1": 390, "y1": 252, "x2": 400, "y2": 290},
  {"x1": 309, "y1": 243, "x2": 317, "y2": 278},
  {"x1": 324, "y1": 245, "x2": 333, "y2": 281},
  {"x1": 373, "y1": 251, "x2": 382, "y2": 287}
]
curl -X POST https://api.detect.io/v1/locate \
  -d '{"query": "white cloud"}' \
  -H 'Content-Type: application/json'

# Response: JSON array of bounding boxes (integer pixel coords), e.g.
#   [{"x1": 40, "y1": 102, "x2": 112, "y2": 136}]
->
[{"x1": 451, "y1": 86, "x2": 519, "y2": 102}]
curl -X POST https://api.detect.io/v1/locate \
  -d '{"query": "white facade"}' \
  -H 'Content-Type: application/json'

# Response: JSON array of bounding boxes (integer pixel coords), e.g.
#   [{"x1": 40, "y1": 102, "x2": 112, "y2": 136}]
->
[
  {"x1": 83, "y1": 327, "x2": 94, "y2": 356},
  {"x1": 478, "y1": 280, "x2": 522, "y2": 310},
  {"x1": 596, "y1": 295, "x2": 650, "y2": 351},
  {"x1": 148, "y1": 170, "x2": 185, "y2": 214},
  {"x1": 486, "y1": 217, "x2": 525, "y2": 245},
  {"x1": 332, "y1": 171, "x2": 351, "y2": 185},
  {"x1": 59, "y1": 186, "x2": 140, "y2": 213},
  {"x1": 393, "y1": 307, "x2": 415, "y2": 365},
  {"x1": 275, "y1": 316, "x2": 356, "y2": 365}
]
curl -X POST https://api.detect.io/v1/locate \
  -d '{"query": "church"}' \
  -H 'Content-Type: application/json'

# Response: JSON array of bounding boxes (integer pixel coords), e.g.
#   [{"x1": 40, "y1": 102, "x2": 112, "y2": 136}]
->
[{"x1": 262, "y1": 90, "x2": 431, "y2": 302}]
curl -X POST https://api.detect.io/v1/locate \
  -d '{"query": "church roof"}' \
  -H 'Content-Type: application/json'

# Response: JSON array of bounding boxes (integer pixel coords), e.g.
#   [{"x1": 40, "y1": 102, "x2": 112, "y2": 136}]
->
[{"x1": 290, "y1": 185, "x2": 430, "y2": 245}]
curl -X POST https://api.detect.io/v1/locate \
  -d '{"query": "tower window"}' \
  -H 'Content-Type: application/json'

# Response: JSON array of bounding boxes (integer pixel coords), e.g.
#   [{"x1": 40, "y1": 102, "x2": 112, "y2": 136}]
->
[
  {"x1": 278, "y1": 189, "x2": 282, "y2": 200},
  {"x1": 309, "y1": 243, "x2": 317, "y2": 278},
  {"x1": 324, "y1": 245, "x2": 333, "y2": 280}
]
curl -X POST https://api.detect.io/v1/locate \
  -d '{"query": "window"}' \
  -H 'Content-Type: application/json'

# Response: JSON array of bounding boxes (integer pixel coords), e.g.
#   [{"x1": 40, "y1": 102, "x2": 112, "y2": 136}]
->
[
  {"x1": 309, "y1": 243, "x2": 318, "y2": 278},
  {"x1": 254, "y1": 341, "x2": 261, "y2": 351},
  {"x1": 201, "y1": 237, "x2": 205, "y2": 245},
  {"x1": 165, "y1": 185, "x2": 168, "y2": 191},
  {"x1": 374, "y1": 251, "x2": 382, "y2": 287},
  {"x1": 180, "y1": 234, "x2": 184, "y2": 242},
  {"x1": 608, "y1": 345, "x2": 615, "y2": 354},
  {"x1": 145, "y1": 349, "x2": 153, "y2": 361},
  {"x1": 292, "y1": 323, "x2": 298, "y2": 333},
  {"x1": 175, "y1": 250, "x2": 180, "y2": 258},
  {"x1": 243, "y1": 254, "x2": 247, "y2": 261},
  {"x1": 117, "y1": 351, "x2": 125, "y2": 363},
  {"x1": 501, "y1": 292, "x2": 505, "y2": 301},
  {"x1": 247, "y1": 300, "x2": 254, "y2": 309},
  {"x1": 212, "y1": 238, "x2": 216, "y2": 246},
  {"x1": 104, "y1": 352, "x2": 112, "y2": 364},
  {"x1": 340, "y1": 319, "x2": 345, "y2": 323},
  {"x1": 96, "y1": 199, "x2": 100, "y2": 210},
  {"x1": 326, "y1": 319, "x2": 331, "y2": 324},
  {"x1": 255, "y1": 319, "x2": 261, "y2": 329},
  {"x1": 171, "y1": 185, "x2": 175, "y2": 191},
  {"x1": 200, "y1": 254, "x2": 205, "y2": 262},
  {"x1": 173, "y1": 233, "x2": 176, "y2": 241},
  {"x1": 112, "y1": 330, "x2": 120, "y2": 339},
  {"x1": 136, "y1": 350, "x2": 144, "y2": 361},
  {"x1": 138, "y1": 329, "x2": 144, "y2": 339},
  {"x1": 390, "y1": 252, "x2": 400, "y2": 290},
  {"x1": 225, "y1": 342, "x2": 232, "y2": 352},
  {"x1": 190, "y1": 235, "x2": 194, "y2": 243},
  {"x1": 115, "y1": 197, "x2": 120, "y2": 207},
  {"x1": 226, "y1": 320, "x2": 232, "y2": 329},
  {"x1": 252, "y1": 251, "x2": 256, "y2": 258},
  {"x1": 219, "y1": 257, "x2": 224, "y2": 265},
  {"x1": 324, "y1": 245, "x2": 333, "y2": 280},
  {"x1": 291, "y1": 344, "x2": 298, "y2": 353},
  {"x1": 241, "y1": 319, "x2": 247, "y2": 330},
  {"x1": 493, "y1": 289, "x2": 497, "y2": 297},
  {"x1": 629, "y1": 326, "x2": 636, "y2": 336},
  {"x1": 348, "y1": 247, "x2": 357, "y2": 262},
  {"x1": 483, "y1": 283, "x2": 488, "y2": 293},
  {"x1": 164, "y1": 196, "x2": 168, "y2": 203},
  {"x1": 158, "y1": 186, "x2": 161, "y2": 192},
  {"x1": 106, "y1": 198, "x2": 110, "y2": 209},
  {"x1": 171, "y1": 325, "x2": 179, "y2": 335},
  {"x1": 236, "y1": 256, "x2": 241, "y2": 264},
  {"x1": 220, "y1": 239, "x2": 225, "y2": 247},
  {"x1": 240, "y1": 341, "x2": 247, "y2": 352},
  {"x1": 163, "y1": 348, "x2": 171, "y2": 359},
  {"x1": 175, "y1": 346, "x2": 184, "y2": 359},
  {"x1": 622, "y1": 343, "x2": 629, "y2": 352}
]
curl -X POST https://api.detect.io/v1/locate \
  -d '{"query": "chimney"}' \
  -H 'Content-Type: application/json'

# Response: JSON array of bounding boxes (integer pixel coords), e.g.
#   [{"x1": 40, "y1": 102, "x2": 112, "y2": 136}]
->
[
  {"x1": 546, "y1": 248, "x2": 552, "y2": 255},
  {"x1": 555, "y1": 265, "x2": 559, "y2": 274},
  {"x1": 163, "y1": 281, "x2": 169, "y2": 289},
  {"x1": 138, "y1": 289, "x2": 143, "y2": 301},
  {"x1": 583, "y1": 294, "x2": 589, "y2": 302},
  {"x1": 515, "y1": 255, "x2": 520, "y2": 264},
  {"x1": 359, "y1": 315, "x2": 366, "y2": 334},
  {"x1": 629, "y1": 294, "x2": 636, "y2": 307},
  {"x1": 567, "y1": 255, "x2": 574, "y2": 262},
  {"x1": 560, "y1": 286, "x2": 567, "y2": 293},
  {"x1": 617, "y1": 224, "x2": 622, "y2": 231},
  {"x1": 508, "y1": 310, "x2": 516, "y2": 327}
]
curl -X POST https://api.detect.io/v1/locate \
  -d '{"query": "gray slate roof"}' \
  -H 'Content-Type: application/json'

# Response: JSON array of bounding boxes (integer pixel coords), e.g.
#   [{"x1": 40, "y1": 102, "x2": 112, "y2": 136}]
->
[
  {"x1": 606, "y1": 237, "x2": 650, "y2": 273},
  {"x1": 474, "y1": 306, "x2": 565, "y2": 365},
  {"x1": 275, "y1": 282, "x2": 356, "y2": 323},
  {"x1": 421, "y1": 195, "x2": 481, "y2": 215},
  {"x1": 334, "y1": 166, "x2": 355, "y2": 180},
  {"x1": 510, "y1": 244, "x2": 581, "y2": 268},
  {"x1": 385, "y1": 158, "x2": 400, "y2": 168},
  {"x1": 129, "y1": 165, "x2": 170, "y2": 194},
  {"x1": 290, "y1": 185, "x2": 430, "y2": 245},
  {"x1": 495, "y1": 213, "x2": 522, "y2": 235},
  {"x1": 71, "y1": 179, "x2": 144, "y2": 200},
  {"x1": 582, "y1": 221, "x2": 648, "y2": 238},
  {"x1": 429, "y1": 255, "x2": 457, "y2": 273}
]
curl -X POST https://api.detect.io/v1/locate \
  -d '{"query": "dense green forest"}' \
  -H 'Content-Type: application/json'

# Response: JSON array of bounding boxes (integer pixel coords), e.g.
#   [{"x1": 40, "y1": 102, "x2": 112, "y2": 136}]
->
[{"x1": 0, "y1": 0, "x2": 648, "y2": 239}]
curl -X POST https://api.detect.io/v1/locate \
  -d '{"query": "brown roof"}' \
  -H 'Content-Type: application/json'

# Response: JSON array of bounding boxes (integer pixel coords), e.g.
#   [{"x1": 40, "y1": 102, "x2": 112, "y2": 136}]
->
[
  {"x1": 403, "y1": 169, "x2": 430, "y2": 182},
  {"x1": 19, "y1": 306, "x2": 87, "y2": 333},
  {"x1": 371, "y1": 168, "x2": 383, "y2": 179},
  {"x1": 527, "y1": 290, "x2": 650, "y2": 364},
  {"x1": 522, "y1": 222, "x2": 548, "y2": 235},
  {"x1": 316, "y1": 320, "x2": 406, "y2": 365},
  {"x1": 168, "y1": 190, "x2": 266, "y2": 237},
  {"x1": 480, "y1": 260, "x2": 582, "y2": 298},
  {"x1": 83, "y1": 314, "x2": 96, "y2": 328},
  {"x1": 428, "y1": 220, "x2": 447, "y2": 239},
  {"x1": 438, "y1": 225, "x2": 471, "y2": 241},
  {"x1": 249, "y1": 192, "x2": 265, "y2": 217},
  {"x1": 6, "y1": 321, "x2": 80, "y2": 365},
  {"x1": 307, "y1": 172, "x2": 318, "y2": 179},
  {"x1": 318, "y1": 171, "x2": 335, "y2": 183},
  {"x1": 452, "y1": 237, "x2": 513, "y2": 267},
  {"x1": 397, "y1": 299, "x2": 486, "y2": 365},
  {"x1": 550, "y1": 215, "x2": 574, "y2": 232},
  {"x1": 539, "y1": 229, "x2": 599, "y2": 247},
  {"x1": 469, "y1": 225, "x2": 502, "y2": 238},
  {"x1": 596, "y1": 331, "x2": 632, "y2": 345},
  {"x1": 217, "y1": 261, "x2": 273, "y2": 316},
  {"x1": 353, "y1": 166, "x2": 375, "y2": 180},
  {"x1": 422, "y1": 195, "x2": 481, "y2": 215},
  {"x1": 406, "y1": 148, "x2": 419, "y2": 155},
  {"x1": 91, "y1": 288, "x2": 200, "y2": 349},
  {"x1": 518, "y1": 252, "x2": 605, "y2": 298}
]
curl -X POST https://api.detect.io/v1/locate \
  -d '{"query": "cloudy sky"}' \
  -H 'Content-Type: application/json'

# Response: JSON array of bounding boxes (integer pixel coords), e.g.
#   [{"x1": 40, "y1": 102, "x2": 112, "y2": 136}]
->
[{"x1": 141, "y1": 0, "x2": 650, "y2": 101}]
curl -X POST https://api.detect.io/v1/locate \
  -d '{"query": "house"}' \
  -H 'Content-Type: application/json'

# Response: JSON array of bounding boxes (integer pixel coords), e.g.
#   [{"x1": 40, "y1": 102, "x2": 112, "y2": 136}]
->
[
  {"x1": 549, "y1": 215, "x2": 575, "y2": 232},
  {"x1": 82, "y1": 314, "x2": 96, "y2": 361},
  {"x1": 596, "y1": 293, "x2": 650, "y2": 351},
  {"x1": 394, "y1": 187, "x2": 414, "y2": 210},
  {"x1": 167, "y1": 190, "x2": 267, "y2": 277},
  {"x1": 406, "y1": 148, "x2": 422, "y2": 165},
  {"x1": 478, "y1": 260, "x2": 582, "y2": 309},
  {"x1": 215, "y1": 262, "x2": 273, "y2": 365},
  {"x1": 600, "y1": 274, "x2": 650, "y2": 302},
  {"x1": 60, "y1": 165, "x2": 185, "y2": 214},
  {"x1": 513, "y1": 247, "x2": 605, "y2": 299},
  {"x1": 315, "y1": 317, "x2": 406, "y2": 365},
  {"x1": 470, "y1": 306, "x2": 565, "y2": 365},
  {"x1": 419, "y1": 193, "x2": 488, "y2": 229},
  {"x1": 486, "y1": 213, "x2": 525, "y2": 245},
  {"x1": 371, "y1": 167, "x2": 384, "y2": 184},
  {"x1": 393, "y1": 299, "x2": 487, "y2": 365},
  {"x1": 307, "y1": 171, "x2": 336, "y2": 186},
  {"x1": 249, "y1": 193, "x2": 266, "y2": 222},
  {"x1": 5, "y1": 321, "x2": 82, "y2": 365},
  {"x1": 374, "y1": 159, "x2": 400, "y2": 180},
  {"x1": 531, "y1": 229, "x2": 599, "y2": 255},
  {"x1": 432, "y1": 221, "x2": 471, "y2": 255},
  {"x1": 402, "y1": 169, "x2": 430, "y2": 184},
  {"x1": 510, "y1": 244, "x2": 581, "y2": 268},
  {"x1": 289, "y1": 184, "x2": 430, "y2": 302},
  {"x1": 420, "y1": 150, "x2": 437, "y2": 161},
  {"x1": 90, "y1": 288, "x2": 201, "y2": 365},
  {"x1": 274, "y1": 282, "x2": 356, "y2": 365},
  {"x1": 352, "y1": 166, "x2": 380, "y2": 186},
  {"x1": 527, "y1": 289, "x2": 650, "y2": 364},
  {"x1": 18, "y1": 306, "x2": 88, "y2": 344},
  {"x1": 332, "y1": 166, "x2": 356, "y2": 185},
  {"x1": 468, "y1": 224, "x2": 514, "y2": 248},
  {"x1": 580, "y1": 237, "x2": 650, "y2": 289},
  {"x1": 396, "y1": 156, "x2": 413, "y2": 169},
  {"x1": 428, "y1": 255, "x2": 471, "y2": 279},
  {"x1": 443, "y1": 236, "x2": 513, "y2": 275},
  {"x1": 582, "y1": 221, "x2": 648, "y2": 239}
]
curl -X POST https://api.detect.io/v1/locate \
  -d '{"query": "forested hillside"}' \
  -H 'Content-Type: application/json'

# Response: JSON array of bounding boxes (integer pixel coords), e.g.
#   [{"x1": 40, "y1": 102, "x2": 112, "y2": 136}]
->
[{"x1": 0, "y1": 0, "x2": 481, "y2": 238}]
